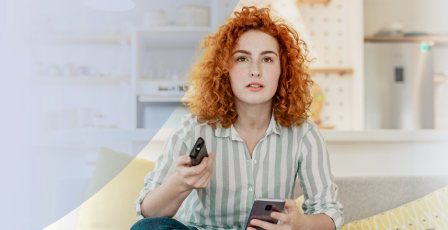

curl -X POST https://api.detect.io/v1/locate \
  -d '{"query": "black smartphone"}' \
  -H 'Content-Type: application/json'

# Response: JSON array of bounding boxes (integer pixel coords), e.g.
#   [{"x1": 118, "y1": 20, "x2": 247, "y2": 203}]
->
[
  {"x1": 189, "y1": 137, "x2": 208, "y2": 166},
  {"x1": 245, "y1": 198, "x2": 286, "y2": 230}
]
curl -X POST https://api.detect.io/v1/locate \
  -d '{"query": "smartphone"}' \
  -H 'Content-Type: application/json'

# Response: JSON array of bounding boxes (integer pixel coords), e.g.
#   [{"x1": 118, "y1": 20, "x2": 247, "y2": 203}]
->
[
  {"x1": 189, "y1": 137, "x2": 208, "y2": 166},
  {"x1": 245, "y1": 198, "x2": 286, "y2": 230}
]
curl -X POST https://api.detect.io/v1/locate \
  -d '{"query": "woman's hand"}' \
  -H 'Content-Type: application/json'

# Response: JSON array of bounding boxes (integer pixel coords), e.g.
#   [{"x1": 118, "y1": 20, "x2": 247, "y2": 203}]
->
[
  {"x1": 247, "y1": 199, "x2": 305, "y2": 230},
  {"x1": 174, "y1": 152, "x2": 215, "y2": 191}
]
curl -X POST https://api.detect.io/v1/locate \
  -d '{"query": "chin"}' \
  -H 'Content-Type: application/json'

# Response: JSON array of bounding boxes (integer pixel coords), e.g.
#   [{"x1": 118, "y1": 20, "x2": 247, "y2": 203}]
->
[{"x1": 241, "y1": 97, "x2": 272, "y2": 106}]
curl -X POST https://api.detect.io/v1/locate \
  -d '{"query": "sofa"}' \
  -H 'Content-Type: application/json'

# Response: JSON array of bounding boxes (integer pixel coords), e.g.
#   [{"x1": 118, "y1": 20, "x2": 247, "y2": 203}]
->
[{"x1": 57, "y1": 147, "x2": 448, "y2": 230}]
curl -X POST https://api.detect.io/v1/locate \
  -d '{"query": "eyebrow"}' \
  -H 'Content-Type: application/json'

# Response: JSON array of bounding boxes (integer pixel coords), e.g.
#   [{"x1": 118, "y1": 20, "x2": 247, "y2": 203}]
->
[{"x1": 232, "y1": 50, "x2": 278, "y2": 56}]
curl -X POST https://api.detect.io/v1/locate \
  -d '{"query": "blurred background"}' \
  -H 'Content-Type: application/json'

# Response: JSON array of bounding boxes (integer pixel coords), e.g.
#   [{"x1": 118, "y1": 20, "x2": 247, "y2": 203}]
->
[{"x1": 0, "y1": 0, "x2": 448, "y2": 229}]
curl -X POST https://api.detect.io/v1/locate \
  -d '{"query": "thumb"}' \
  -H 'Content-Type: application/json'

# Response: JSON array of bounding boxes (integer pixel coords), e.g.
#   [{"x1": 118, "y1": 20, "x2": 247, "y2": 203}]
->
[{"x1": 185, "y1": 154, "x2": 191, "y2": 163}]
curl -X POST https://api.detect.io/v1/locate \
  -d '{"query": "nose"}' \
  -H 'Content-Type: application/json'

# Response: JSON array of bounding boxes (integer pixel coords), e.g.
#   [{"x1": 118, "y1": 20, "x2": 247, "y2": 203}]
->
[{"x1": 249, "y1": 61, "x2": 261, "y2": 77}]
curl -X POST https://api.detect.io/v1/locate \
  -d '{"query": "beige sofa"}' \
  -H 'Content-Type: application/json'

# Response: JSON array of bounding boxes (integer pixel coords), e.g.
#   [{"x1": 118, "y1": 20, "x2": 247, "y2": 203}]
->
[
  {"x1": 294, "y1": 175, "x2": 448, "y2": 223},
  {"x1": 59, "y1": 147, "x2": 448, "y2": 229}
]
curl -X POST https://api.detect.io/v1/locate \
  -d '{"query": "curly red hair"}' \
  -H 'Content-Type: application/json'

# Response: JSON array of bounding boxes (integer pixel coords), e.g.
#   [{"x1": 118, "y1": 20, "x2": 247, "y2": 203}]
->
[{"x1": 183, "y1": 6, "x2": 314, "y2": 128}]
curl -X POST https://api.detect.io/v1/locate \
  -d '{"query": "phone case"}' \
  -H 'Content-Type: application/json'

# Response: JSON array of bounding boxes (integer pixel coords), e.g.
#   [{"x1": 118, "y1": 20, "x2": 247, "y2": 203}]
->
[
  {"x1": 245, "y1": 198, "x2": 285, "y2": 230},
  {"x1": 189, "y1": 137, "x2": 208, "y2": 166}
]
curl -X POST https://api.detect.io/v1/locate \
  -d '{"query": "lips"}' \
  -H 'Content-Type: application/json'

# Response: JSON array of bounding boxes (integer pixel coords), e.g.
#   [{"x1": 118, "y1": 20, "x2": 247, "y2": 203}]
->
[
  {"x1": 246, "y1": 82, "x2": 264, "y2": 91},
  {"x1": 246, "y1": 82, "x2": 264, "y2": 87}
]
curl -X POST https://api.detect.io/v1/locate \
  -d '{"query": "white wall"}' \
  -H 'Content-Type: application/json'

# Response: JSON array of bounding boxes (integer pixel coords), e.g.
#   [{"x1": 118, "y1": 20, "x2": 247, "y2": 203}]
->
[
  {"x1": 364, "y1": 0, "x2": 448, "y2": 36},
  {"x1": 327, "y1": 141, "x2": 448, "y2": 176}
]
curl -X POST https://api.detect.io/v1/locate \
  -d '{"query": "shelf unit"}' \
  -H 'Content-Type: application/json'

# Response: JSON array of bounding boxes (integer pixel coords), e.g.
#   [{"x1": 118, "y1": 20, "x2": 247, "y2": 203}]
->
[
  {"x1": 130, "y1": 0, "x2": 219, "y2": 129},
  {"x1": 364, "y1": 36, "x2": 448, "y2": 44},
  {"x1": 30, "y1": 76, "x2": 130, "y2": 85},
  {"x1": 31, "y1": 34, "x2": 131, "y2": 44},
  {"x1": 309, "y1": 68, "x2": 353, "y2": 76}
]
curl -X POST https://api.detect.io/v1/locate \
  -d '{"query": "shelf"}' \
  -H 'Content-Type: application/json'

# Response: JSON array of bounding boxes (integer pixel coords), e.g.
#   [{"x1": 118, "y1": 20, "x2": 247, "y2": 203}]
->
[
  {"x1": 37, "y1": 127, "x2": 448, "y2": 144},
  {"x1": 135, "y1": 26, "x2": 213, "y2": 49},
  {"x1": 31, "y1": 34, "x2": 131, "y2": 44},
  {"x1": 364, "y1": 36, "x2": 448, "y2": 43},
  {"x1": 29, "y1": 76, "x2": 130, "y2": 85},
  {"x1": 309, "y1": 68, "x2": 353, "y2": 75},
  {"x1": 138, "y1": 95, "x2": 187, "y2": 102},
  {"x1": 137, "y1": 78, "x2": 187, "y2": 82},
  {"x1": 133, "y1": 26, "x2": 213, "y2": 33},
  {"x1": 39, "y1": 128, "x2": 162, "y2": 143}
]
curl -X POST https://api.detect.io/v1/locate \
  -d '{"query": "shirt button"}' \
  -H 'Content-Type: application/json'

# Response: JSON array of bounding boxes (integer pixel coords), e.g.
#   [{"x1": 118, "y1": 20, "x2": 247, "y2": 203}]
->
[
  {"x1": 254, "y1": 160, "x2": 257, "y2": 164},
  {"x1": 249, "y1": 187, "x2": 253, "y2": 192}
]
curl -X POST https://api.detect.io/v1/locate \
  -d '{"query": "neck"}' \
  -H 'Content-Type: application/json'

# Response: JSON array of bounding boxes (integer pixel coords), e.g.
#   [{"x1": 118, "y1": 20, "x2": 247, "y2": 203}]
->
[{"x1": 233, "y1": 99, "x2": 272, "y2": 134}]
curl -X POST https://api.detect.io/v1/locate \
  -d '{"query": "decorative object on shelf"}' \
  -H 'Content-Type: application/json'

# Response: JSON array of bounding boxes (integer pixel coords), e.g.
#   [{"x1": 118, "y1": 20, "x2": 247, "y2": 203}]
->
[
  {"x1": 296, "y1": 0, "x2": 331, "y2": 7},
  {"x1": 63, "y1": 63, "x2": 76, "y2": 76},
  {"x1": 79, "y1": 108, "x2": 96, "y2": 128},
  {"x1": 374, "y1": 21, "x2": 404, "y2": 37},
  {"x1": 117, "y1": 39, "x2": 131, "y2": 76},
  {"x1": 47, "y1": 65, "x2": 62, "y2": 77},
  {"x1": 176, "y1": 5, "x2": 210, "y2": 27},
  {"x1": 83, "y1": 0, "x2": 135, "y2": 11},
  {"x1": 310, "y1": 85, "x2": 325, "y2": 125},
  {"x1": 77, "y1": 65, "x2": 90, "y2": 76},
  {"x1": 93, "y1": 112, "x2": 107, "y2": 128},
  {"x1": 143, "y1": 10, "x2": 167, "y2": 27},
  {"x1": 141, "y1": 48, "x2": 155, "y2": 78}
]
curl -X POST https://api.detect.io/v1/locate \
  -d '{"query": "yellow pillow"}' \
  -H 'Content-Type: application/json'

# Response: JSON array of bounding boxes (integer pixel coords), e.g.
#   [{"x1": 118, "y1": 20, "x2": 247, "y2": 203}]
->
[
  {"x1": 76, "y1": 147, "x2": 155, "y2": 230},
  {"x1": 295, "y1": 195, "x2": 305, "y2": 214}
]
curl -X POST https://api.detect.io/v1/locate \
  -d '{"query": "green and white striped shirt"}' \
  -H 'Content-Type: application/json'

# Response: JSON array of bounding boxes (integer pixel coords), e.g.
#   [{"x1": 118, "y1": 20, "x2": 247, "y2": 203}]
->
[{"x1": 135, "y1": 112, "x2": 344, "y2": 230}]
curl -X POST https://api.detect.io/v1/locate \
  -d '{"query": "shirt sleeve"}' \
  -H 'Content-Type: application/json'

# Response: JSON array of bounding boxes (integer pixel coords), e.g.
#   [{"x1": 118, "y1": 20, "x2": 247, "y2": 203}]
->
[
  {"x1": 134, "y1": 126, "x2": 191, "y2": 220},
  {"x1": 297, "y1": 122, "x2": 344, "y2": 230}
]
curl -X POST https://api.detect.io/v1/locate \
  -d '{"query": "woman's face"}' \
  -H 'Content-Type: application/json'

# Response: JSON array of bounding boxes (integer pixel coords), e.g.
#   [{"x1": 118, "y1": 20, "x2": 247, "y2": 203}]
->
[{"x1": 229, "y1": 30, "x2": 281, "y2": 107}]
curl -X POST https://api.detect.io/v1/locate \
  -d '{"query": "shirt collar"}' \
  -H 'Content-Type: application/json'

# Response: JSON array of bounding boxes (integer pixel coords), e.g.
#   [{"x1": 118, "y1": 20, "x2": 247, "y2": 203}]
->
[{"x1": 214, "y1": 111, "x2": 283, "y2": 141}]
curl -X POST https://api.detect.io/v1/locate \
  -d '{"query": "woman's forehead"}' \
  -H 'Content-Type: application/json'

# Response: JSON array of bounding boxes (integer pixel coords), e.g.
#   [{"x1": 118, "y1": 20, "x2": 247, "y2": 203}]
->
[{"x1": 233, "y1": 30, "x2": 280, "y2": 52}]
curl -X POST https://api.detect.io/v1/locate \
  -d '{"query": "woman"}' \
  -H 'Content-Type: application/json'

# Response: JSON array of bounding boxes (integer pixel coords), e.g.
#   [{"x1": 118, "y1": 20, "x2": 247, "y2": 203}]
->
[{"x1": 132, "y1": 6, "x2": 344, "y2": 230}]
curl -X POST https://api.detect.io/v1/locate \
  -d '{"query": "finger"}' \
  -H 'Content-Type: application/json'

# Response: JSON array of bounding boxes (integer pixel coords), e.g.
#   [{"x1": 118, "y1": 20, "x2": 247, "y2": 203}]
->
[
  {"x1": 177, "y1": 154, "x2": 191, "y2": 167},
  {"x1": 207, "y1": 152, "x2": 215, "y2": 170},
  {"x1": 284, "y1": 199, "x2": 299, "y2": 213},
  {"x1": 246, "y1": 227, "x2": 257, "y2": 230},
  {"x1": 183, "y1": 157, "x2": 209, "y2": 177},
  {"x1": 271, "y1": 211, "x2": 289, "y2": 224},
  {"x1": 196, "y1": 168, "x2": 212, "y2": 188},
  {"x1": 208, "y1": 151, "x2": 215, "y2": 161},
  {"x1": 198, "y1": 162, "x2": 214, "y2": 184},
  {"x1": 250, "y1": 219, "x2": 277, "y2": 230}
]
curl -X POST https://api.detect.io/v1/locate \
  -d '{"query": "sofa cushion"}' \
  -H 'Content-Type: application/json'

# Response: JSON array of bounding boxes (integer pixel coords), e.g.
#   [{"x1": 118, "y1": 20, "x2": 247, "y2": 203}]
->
[
  {"x1": 76, "y1": 147, "x2": 155, "y2": 230},
  {"x1": 340, "y1": 185, "x2": 448, "y2": 230},
  {"x1": 294, "y1": 175, "x2": 448, "y2": 223}
]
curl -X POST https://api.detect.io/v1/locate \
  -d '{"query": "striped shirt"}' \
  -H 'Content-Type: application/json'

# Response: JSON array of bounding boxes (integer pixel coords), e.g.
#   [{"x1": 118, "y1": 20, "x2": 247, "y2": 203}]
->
[{"x1": 135, "y1": 112, "x2": 344, "y2": 230}]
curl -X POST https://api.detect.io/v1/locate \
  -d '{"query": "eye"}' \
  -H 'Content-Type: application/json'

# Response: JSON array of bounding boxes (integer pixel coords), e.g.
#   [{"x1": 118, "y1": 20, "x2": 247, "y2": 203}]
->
[
  {"x1": 237, "y1": 56, "x2": 247, "y2": 62},
  {"x1": 262, "y1": 57, "x2": 272, "y2": 62}
]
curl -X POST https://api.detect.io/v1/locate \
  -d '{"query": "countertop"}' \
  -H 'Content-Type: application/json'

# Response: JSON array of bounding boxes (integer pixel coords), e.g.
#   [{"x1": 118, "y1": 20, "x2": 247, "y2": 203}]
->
[{"x1": 37, "y1": 128, "x2": 448, "y2": 143}]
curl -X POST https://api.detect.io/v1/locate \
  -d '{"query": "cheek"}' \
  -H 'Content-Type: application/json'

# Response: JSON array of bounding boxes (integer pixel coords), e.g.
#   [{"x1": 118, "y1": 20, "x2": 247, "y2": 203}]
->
[
  {"x1": 264, "y1": 66, "x2": 281, "y2": 88},
  {"x1": 229, "y1": 67, "x2": 246, "y2": 85}
]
